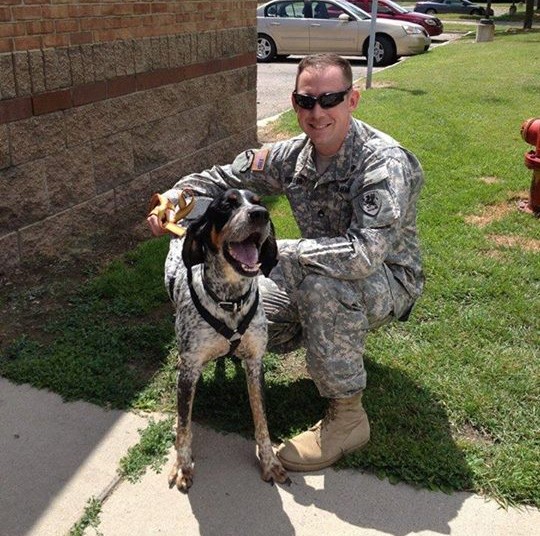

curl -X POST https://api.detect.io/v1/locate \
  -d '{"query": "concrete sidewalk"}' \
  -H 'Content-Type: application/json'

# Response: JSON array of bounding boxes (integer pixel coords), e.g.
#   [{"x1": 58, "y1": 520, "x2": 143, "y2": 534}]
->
[{"x1": 1, "y1": 376, "x2": 539, "y2": 536}]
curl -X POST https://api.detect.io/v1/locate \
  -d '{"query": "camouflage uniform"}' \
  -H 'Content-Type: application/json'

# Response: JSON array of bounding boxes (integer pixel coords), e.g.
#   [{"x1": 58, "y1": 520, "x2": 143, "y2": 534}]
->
[{"x1": 164, "y1": 118, "x2": 424, "y2": 399}]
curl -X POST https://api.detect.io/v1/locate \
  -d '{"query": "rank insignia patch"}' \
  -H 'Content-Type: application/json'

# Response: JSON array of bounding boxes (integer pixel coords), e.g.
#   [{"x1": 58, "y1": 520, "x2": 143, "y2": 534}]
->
[{"x1": 251, "y1": 148, "x2": 269, "y2": 172}]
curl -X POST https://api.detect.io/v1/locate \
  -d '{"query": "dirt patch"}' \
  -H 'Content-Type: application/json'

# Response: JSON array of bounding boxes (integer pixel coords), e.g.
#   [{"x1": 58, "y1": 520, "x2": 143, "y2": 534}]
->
[
  {"x1": 478, "y1": 176, "x2": 500, "y2": 185},
  {"x1": 257, "y1": 123, "x2": 292, "y2": 145},
  {"x1": 487, "y1": 234, "x2": 540, "y2": 253},
  {"x1": 0, "y1": 227, "x2": 146, "y2": 353},
  {"x1": 463, "y1": 192, "x2": 529, "y2": 227},
  {"x1": 460, "y1": 421, "x2": 497, "y2": 447}
]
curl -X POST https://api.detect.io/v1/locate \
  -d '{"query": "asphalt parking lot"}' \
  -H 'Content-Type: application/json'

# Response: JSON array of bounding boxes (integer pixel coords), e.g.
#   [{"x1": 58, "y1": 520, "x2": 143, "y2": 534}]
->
[{"x1": 256, "y1": 34, "x2": 456, "y2": 121}]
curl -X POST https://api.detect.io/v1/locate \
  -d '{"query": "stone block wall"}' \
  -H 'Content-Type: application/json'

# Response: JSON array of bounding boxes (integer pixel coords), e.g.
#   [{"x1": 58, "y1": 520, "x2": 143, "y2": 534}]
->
[{"x1": 0, "y1": 1, "x2": 258, "y2": 274}]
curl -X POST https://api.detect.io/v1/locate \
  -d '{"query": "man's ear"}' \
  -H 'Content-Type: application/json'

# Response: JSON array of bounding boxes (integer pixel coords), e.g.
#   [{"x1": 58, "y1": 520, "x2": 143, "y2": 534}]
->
[
  {"x1": 348, "y1": 86, "x2": 360, "y2": 112},
  {"x1": 260, "y1": 222, "x2": 279, "y2": 277}
]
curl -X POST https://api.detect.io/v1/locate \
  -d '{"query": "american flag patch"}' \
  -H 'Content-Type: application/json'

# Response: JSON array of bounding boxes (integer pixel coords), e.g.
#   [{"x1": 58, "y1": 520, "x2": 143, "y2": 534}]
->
[{"x1": 251, "y1": 148, "x2": 268, "y2": 172}]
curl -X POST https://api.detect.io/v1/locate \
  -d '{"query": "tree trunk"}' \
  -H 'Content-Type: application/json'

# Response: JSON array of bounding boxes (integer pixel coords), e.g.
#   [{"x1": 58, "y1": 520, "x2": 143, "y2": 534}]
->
[{"x1": 523, "y1": 0, "x2": 535, "y2": 28}]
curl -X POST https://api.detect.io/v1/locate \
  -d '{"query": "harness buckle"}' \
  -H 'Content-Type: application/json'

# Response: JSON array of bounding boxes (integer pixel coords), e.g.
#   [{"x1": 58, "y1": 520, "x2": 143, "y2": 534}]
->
[
  {"x1": 229, "y1": 331, "x2": 242, "y2": 343},
  {"x1": 219, "y1": 300, "x2": 242, "y2": 313}
]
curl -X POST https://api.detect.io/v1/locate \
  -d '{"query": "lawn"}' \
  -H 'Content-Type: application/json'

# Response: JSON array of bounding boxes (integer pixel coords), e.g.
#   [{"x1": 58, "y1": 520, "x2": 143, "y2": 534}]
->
[{"x1": 1, "y1": 30, "x2": 539, "y2": 507}]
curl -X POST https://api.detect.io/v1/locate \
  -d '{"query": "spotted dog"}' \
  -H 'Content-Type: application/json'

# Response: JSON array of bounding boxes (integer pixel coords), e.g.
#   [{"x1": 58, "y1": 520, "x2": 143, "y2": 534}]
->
[{"x1": 165, "y1": 188, "x2": 290, "y2": 492}]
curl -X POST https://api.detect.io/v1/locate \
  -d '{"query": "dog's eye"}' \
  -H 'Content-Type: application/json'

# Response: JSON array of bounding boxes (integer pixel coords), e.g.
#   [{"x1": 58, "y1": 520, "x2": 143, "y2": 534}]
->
[{"x1": 223, "y1": 193, "x2": 240, "y2": 208}]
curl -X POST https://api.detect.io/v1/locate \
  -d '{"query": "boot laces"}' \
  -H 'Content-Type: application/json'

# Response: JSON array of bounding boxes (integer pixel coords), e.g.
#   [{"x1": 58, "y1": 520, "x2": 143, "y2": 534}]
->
[{"x1": 320, "y1": 400, "x2": 339, "y2": 431}]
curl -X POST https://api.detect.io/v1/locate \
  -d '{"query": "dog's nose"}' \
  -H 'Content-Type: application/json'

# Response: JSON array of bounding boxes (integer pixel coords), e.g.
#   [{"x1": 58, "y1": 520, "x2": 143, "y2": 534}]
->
[{"x1": 249, "y1": 206, "x2": 269, "y2": 223}]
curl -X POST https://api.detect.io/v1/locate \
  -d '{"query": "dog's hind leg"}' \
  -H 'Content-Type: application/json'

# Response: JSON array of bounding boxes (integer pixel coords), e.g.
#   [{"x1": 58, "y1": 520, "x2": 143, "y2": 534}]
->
[
  {"x1": 168, "y1": 362, "x2": 201, "y2": 492},
  {"x1": 244, "y1": 358, "x2": 291, "y2": 486}
]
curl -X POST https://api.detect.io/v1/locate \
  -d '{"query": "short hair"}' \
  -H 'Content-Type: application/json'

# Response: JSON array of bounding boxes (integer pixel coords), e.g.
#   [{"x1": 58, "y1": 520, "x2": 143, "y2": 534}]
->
[{"x1": 295, "y1": 53, "x2": 353, "y2": 90}]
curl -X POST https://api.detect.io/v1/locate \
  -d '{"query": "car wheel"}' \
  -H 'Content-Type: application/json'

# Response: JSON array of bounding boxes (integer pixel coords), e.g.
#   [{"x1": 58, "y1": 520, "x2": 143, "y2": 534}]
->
[
  {"x1": 471, "y1": 8, "x2": 481, "y2": 15},
  {"x1": 257, "y1": 34, "x2": 276, "y2": 63},
  {"x1": 365, "y1": 35, "x2": 396, "y2": 67},
  {"x1": 426, "y1": 8, "x2": 437, "y2": 14}
]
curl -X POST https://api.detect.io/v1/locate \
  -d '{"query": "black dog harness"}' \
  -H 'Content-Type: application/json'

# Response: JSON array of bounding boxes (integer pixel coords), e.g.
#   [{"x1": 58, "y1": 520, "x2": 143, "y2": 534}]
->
[{"x1": 185, "y1": 266, "x2": 259, "y2": 358}]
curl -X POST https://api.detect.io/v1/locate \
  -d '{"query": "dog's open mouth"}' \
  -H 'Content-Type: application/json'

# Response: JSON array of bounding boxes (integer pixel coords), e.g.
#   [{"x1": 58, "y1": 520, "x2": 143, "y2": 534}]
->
[{"x1": 225, "y1": 233, "x2": 262, "y2": 276}]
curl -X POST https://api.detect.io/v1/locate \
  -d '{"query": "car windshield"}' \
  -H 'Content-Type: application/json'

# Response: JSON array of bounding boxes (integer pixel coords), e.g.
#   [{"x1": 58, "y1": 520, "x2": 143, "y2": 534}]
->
[
  {"x1": 383, "y1": 0, "x2": 409, "y2": 14},
  {"x1": 337, "y1": 1, "x2": 371, "y2": 19}
]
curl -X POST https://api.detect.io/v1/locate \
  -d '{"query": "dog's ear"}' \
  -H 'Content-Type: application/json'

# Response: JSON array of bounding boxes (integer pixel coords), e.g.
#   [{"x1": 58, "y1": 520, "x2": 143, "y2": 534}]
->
[
  {"x1": 182, "y1": 215, "x2": 209, "y2": 269},
  {"x1": 260, "y1": 221, "x2": 278, "y2": 277}
]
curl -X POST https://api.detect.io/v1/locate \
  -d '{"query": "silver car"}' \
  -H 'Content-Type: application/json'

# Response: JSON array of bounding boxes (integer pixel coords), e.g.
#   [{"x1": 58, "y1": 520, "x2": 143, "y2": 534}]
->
[{"x1": 257, "y1": 0, "x2": 430, "y2": 66}]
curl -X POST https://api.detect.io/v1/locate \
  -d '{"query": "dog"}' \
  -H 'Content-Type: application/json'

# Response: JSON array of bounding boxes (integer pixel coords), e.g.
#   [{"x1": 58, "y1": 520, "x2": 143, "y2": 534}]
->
[{"x1": 165, "y1": 188, "x2": 290, "y2": 492}]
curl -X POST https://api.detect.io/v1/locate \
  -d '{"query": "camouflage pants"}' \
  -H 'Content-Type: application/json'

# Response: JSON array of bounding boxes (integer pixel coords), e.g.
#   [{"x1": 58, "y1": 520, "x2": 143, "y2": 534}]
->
[{"x1": 259, "y1": 240, "x2": 400, "y2": 399}]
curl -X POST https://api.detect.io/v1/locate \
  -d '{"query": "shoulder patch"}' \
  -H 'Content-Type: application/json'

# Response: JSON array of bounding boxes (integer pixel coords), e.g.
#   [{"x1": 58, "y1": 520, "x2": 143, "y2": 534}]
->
[
  {"x1": 361, "y1": 190, "x2": 382, "y2": 217},
  {"x1": 237, "y1": 150, "x2": 255, "y2": 173},
  {"x1": 251, "y1": 148, "x2": 269, "y2": 172}
]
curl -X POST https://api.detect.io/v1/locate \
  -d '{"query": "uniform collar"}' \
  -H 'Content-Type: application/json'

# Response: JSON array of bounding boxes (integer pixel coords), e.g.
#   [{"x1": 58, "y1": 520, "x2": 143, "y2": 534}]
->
[{"x1": 294, "y1": 120, "x2": 359, "y2": 185}]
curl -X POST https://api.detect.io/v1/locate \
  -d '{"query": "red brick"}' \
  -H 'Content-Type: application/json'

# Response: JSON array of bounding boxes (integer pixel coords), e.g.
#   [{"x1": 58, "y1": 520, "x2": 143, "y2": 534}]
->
[
  {"x1": 0, "y1": 22, "x2": 24, "y2": 38},
  {"x1": 26, "y1": 20, "x2": 55, "y2": 35},
  {"x1": 107, "y1": 74, "x2": 136, "y2": 98},
  {"x1": 55, "y1": 19, "x2": 79, "y2": 33},
  {"x1": 0, "y1": 38, "x2": 13, "y2": 53},
  {"x1": 69, "y1": 31, "x2": 93, "y2": 45},
  {"x1": 32, "y1": 89, "x2": 72, "y2": 115},
  {"x1": 0, "y1": 97, "x2": 32, "y2": 124},
  {"x1": 13, "y1": 35, "x2": 42, "y2": 51},
  {"x1": 72, "y1": 81, "x2": 107, "y2": 106},
  {"x1": 43, "y1": 33, "x2": 70, "y2": 47},
  {"x1": 42, "y1": 5, "x2": 70, "y2": 19},
  {"x1": 12, "y1": 6, "x2": 42, "y2": 20},
  {"x1": 134, "y1": 3, "x2": 151, "y2": 15},
  {"x1": 0, "y1": 7, "x2": 11, "y2": 22}
]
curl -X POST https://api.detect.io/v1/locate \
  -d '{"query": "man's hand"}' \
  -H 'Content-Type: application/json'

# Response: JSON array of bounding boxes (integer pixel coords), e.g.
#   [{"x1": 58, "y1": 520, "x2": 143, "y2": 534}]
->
[
  {"x1": 146, "y1": 214, "x2": 168, "y2": 236},
  {"x1": 146, "y1": 191, "x2": 195, "y2": 237}
]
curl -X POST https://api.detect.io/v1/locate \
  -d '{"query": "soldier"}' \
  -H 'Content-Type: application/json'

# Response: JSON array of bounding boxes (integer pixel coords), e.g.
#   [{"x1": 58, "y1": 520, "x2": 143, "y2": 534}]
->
[{"x1": 147, "y1": 53, "x2": 425, "y2": 472}]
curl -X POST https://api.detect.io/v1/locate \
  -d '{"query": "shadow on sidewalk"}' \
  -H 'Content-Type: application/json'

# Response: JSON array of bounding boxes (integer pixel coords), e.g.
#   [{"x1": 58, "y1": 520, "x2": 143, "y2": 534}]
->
[{"x1": 184, "y1": 356, "x2": 473, "y2": 535}]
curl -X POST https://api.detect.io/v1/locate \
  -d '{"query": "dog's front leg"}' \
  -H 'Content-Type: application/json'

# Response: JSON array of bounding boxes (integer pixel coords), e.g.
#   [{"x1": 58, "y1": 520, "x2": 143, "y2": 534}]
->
[
  {"x1": 168, "y1": 362, "x2": 201, "y2": 492},
  {"x1": 244, "y1": 358, "x2": 290, "y2": 486}
]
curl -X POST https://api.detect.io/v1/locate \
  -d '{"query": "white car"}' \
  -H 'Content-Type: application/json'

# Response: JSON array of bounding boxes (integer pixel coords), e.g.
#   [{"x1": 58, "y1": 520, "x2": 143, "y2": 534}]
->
[{"x1": 257, "y1": 0, "x2": 430, "y2": 66}]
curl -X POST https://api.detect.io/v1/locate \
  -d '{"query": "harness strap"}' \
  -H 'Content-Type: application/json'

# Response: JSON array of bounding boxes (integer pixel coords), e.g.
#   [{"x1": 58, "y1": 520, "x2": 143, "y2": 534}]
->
[
  {"x1": 201, "y1": 267, "x2": 253, "y2": 313},
  {"x1": 187, "y1": 267, "x2": 259, "y2": 358}
]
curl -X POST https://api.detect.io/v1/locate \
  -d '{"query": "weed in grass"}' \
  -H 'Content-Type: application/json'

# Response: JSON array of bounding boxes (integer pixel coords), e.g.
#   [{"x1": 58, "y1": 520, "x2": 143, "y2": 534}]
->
[
  {"x1": 118, "y1": 417, "x2": 175, "y2": 483},
  {"x1": 68, "y1": 497, "x2": 103, "y2": 536}
]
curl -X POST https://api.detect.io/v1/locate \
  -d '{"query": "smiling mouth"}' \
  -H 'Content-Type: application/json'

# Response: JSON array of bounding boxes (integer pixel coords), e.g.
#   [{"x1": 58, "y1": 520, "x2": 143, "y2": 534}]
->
[
  {"x1": 225, "y1": 232, "x2": 262, "y2": 276},
  {"x1": 310, "y1": 122, "x2": 331, "y2": 130}
]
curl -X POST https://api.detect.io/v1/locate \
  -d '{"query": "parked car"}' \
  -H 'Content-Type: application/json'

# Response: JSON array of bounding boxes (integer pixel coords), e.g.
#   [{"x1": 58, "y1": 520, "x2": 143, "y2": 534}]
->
[
  {"x1": 256, "y1": 0, "x2": 431, "y2": 66},
  {"x1": 414, "y1": 0, "x2": 493, "y2": 16},
  {"x1": 344, "y1": 0, "x2": 443, "y2": 37}
]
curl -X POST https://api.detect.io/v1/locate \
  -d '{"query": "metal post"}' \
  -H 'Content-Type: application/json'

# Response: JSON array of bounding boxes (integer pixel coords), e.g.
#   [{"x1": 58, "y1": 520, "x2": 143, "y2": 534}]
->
[{"x1": 365, "y1": 0, "x2": 378, "y2": 89}]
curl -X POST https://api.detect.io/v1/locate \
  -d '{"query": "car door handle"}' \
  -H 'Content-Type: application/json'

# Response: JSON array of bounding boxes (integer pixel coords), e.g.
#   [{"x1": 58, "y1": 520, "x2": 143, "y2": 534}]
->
[{"x1": 310, "y1": 23, "x2": 321, "y2": 26}]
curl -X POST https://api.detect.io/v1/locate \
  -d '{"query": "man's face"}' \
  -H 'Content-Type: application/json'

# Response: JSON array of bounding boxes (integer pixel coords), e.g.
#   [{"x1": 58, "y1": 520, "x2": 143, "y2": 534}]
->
[{"x1": 292, "y1": 65, "x2": 360, "y2": 157}]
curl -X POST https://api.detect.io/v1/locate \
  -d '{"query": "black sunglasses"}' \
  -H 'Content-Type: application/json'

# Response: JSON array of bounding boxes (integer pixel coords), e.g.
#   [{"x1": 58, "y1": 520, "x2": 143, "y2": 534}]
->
[{"x1": 293, "y1": 86, "x2": 352, "y2": 110}]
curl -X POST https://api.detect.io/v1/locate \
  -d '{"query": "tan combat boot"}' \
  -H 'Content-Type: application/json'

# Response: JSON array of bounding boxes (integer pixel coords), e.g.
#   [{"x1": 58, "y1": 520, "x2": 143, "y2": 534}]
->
[{"x1": 276, "y1": 393, "x2": 370, "y2": 472}]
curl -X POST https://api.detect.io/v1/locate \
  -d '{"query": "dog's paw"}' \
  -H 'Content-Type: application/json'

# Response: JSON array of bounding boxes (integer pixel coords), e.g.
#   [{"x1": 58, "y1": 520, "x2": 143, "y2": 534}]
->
[
  {"x1": 168, "y1": 462, "x2": 194, "y2": 493},
  {"x1": 261, "y1": 458, "x2": 291, "y2": 487}
]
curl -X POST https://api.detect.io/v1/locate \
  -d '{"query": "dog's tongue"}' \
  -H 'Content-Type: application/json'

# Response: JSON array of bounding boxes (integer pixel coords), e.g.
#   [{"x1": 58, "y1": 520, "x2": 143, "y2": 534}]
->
[{"x1": 230, "y1": 240, "x2": 258, "y2": 267}]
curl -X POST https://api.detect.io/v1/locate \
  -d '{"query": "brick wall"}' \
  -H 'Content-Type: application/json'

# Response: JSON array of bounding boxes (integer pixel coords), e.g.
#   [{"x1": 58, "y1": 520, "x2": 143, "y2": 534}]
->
[{"x1": 0, "y1": 1, "x2": 258, "y2": 274}]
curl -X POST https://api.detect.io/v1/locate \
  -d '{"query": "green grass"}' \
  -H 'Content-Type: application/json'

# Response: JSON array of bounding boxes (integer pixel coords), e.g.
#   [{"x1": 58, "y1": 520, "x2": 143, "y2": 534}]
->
[
  {"x1": 1, "y1": 31, "x2": 539, "y2": 507},
  {"x1": 118, "y1": 417, "x2": 175, "y2": 483},
  {"x1": 68, "y1": 497, "x2": 103, "y2": 536}
]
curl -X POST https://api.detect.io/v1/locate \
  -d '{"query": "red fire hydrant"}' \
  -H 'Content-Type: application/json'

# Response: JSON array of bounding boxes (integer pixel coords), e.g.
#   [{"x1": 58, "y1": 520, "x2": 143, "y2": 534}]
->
[{"x1": 520, "y1": 117, "x2": 540, "y2": 216}]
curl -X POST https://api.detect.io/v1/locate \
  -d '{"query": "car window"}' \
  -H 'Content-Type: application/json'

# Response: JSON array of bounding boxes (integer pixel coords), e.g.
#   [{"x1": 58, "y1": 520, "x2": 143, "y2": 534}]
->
[
  {"x1": 265, "y1": 1, "x2": 307, "y2": 18},
  {"x1": 378, "y1": 4, "x2": 393, "y2": 14},
  {"x1": 324, "y1": 1, "x2": 356, "y2": 19}
]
